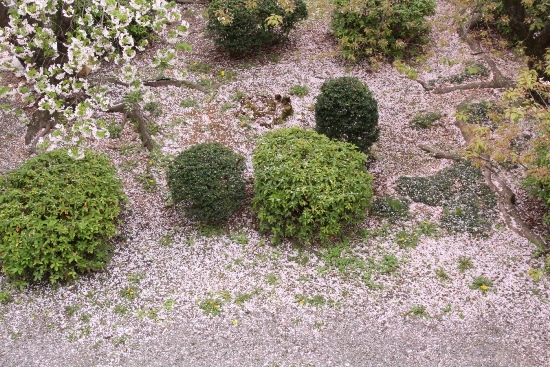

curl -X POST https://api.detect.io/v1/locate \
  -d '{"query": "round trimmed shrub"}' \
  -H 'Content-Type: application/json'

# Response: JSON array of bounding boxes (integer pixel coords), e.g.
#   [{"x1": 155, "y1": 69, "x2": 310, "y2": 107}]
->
[
  {"x1": 331, "y1": 0, "x2": 435, "y2": 62},
  {"x1": 167, "y1": 142, "x2": 246, "y2": 223},
  {"x1": 207, "y1": 0, "x2": 308, "y2": 56},
  {"x1": 253, "y1": 127, "x2": 373, "y2": 243},
  {"x1": 0, "y1": 149, "x2": 125, "y2": 285},
  {"x1": 315, "y1": 77, "x2": 380, "y2": 153}
]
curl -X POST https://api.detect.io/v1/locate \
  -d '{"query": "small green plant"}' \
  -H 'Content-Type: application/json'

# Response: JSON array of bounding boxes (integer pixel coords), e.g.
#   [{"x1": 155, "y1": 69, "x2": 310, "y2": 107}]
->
[
  {"x1": 135, "y1": 171, "x2": 158, "y2": 192},
  {"x1": 416, "y1": 221, "x2": 438, "y2": 237},
  {"x1": 159, "y1": 234, "x2": 173, "y2": 248},
  {"x1": 458, "y1": 256, "x2": 474, "y2": 272},
  {"x1": 188, "y1": 61, "x2": 212, "y2": 74},
  {"x1": 163, "y1": 299, "x2": 176, "y2": 311},
  {"x1": 253, "y1": 128, "x2": 373, "y2": 243},
  {"x1": 230, "y1": 231, "x2": 249, "y2": 245},
  {"x1": 114, "y1": 304, "x2": 129, "y2": 315},
  {"x1": 370, "y1": 196, "x2": 409, "y2": 220},
  {"x1": 232, "y1": 89, "x2": 246, "y2": 102},
  {"x1": 407, "y1": 304, "x2": 429, "y2": 318},
  {"x1": 65, "y1": 305, "x2": 81, "y2": 318},
  {"x1": 295, "y1": 294, "x2": 330, "y2": 308},
  {"x1": 409, "y1": 111, "x2": 443, "y2": 129},
  {"x1": 395, "y1": 230, "x2": 419, "y2": 249},
  {"x1": 199, "y1": 297, "x2": 223, "y2": 316},
  {"x1": 321, "y1": 240, "x2": 366, "y2": 273},
  {"x1": 435, "y1": 267, "x2": 450, "y2": 281},
  {"x1": 393, "y1": 59, "x2": 419, "y2": 79},
  {"x1": 378, "y1": 254, "x2": 399, "y2": 274},
  {"x1": 144, "y1": 101, "x2": 163, "y2": 117},
  {"x1": 0, "y1": 291, "x2": 13, "y2": 305},
  {"x1": 234, "y1": 292, "x2": 254, "y2": 305},
  {"x1": 265, "y1": 273, "x2": 279, "y2": 285},
  {"x1": 470, "y1": 276, "x2": 493, "y2": 293},
  {"x1": 289, "y1": 85, "x2": 309, "y2": 97},
  {"x1": 449, "y1": 61, "x2": 490, "y2": 84},
  {"x1": 120, "y1": 286, "x2": 140, "y2": 300},
  {"x1": 112, "y1": 335, "x2": 130, "y2": 346},
  {"x1": 79, "y1": 313, "x2": 91, "y2": 323},
  {"x1": 167, "y1": 143, "x2": 246, "y2": 223},
  {"x1": 221, "y1": 102, "x2": 234, "y2": 112},
  {"x1": 0, "y1": 149, "x2": 125, "y2": 285},
  {"x1": 180, "y1": 98, "x2": 199, "y2": 108},
  {"x1": 315, "y1": 77, "x2": 379, "y2": 153},
  {"x1": 207, "y1": 0, "x2": 308, "y2": 56},
  {"x1": 107, "y1": 121, "x2": 124, "y2": 138}
]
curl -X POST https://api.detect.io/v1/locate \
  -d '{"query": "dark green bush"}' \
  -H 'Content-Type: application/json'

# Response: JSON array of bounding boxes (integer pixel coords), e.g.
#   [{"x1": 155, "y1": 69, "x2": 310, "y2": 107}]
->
[
  {"x1": 331, "y1": 0, "x2": 435, "y2": 62},
  {"x1": 167, "y1": 143, "x2": 246, "y2": 223},
  {"x1": 206, "y1": 0, "x2": 308, "y2": 56},
  {"x1": 0, "y1": 149, "x2": 125, "y2": 285},
  {"x1": 315, "y1": 77, "x2": 379, "y2": 153},
  {"x1": 253, "y1": 127, "x2": 373, "y2": 243}
]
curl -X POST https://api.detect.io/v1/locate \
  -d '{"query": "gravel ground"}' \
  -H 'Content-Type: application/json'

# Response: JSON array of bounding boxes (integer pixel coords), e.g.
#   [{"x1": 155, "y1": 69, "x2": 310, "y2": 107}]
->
[{"x1": 1, "y1": 1, "x2": 550, "y2": 366}]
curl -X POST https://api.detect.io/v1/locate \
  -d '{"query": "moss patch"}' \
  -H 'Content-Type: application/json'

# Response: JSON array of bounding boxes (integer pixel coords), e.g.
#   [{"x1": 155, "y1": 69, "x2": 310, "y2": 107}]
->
[{"x1": 396, "y1": 161, "x2": 497, "y2": 236}]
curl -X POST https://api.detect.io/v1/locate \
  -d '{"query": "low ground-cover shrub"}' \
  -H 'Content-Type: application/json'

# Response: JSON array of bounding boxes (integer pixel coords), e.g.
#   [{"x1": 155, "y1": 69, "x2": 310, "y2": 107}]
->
[
  {"x1": 396, "y1": 161, "x2": 497, "y2": 236},
  {"x1": 331, "y1": 0, "x2": 435, "y2": 62},
  {"x1": 207, "y1": 0, "x2": 308, "y2": 56},
  {"x1": 315, "y1": 77, "x2": 379, "y2": 153},
  {"x1": 253, "y1": 127, "x2": 373, "y2": 243},
  {"x1": 0, "y1": 149, "x2": 125, "y2": 285},
  {"x1": 409, "y1": 111, "x2": 442, "y2": 129},
  {"x1": 167, "y1": 142, "x2": 246, "y2": 223}
]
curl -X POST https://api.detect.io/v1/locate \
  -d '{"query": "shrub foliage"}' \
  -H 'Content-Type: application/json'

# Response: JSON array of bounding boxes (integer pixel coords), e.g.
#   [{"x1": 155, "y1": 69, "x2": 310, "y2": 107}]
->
[
  {"x1": 253, "y1": 127, "x2": 373, "y2": 243},
  {"x1": 207, "y1": 0, "x2": 308, "y2": 56},
  {"x1": 167, "y1": 143, "x2": 246, "y2": 223},
  {"x1": 331, "y1": 0, "x2": 436, "y2": 62},
  {"x1": 0, "y1": 149, "x2": 125, "y2": 284},
  {"x1": 315, "y1": 77, "x2": 379, "y2": 152}
]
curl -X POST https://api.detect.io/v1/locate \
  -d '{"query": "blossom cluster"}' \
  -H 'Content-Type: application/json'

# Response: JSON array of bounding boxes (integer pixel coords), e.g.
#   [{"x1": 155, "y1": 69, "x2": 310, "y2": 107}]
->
[{"x1": 0, "y1": 0, "x2": 190, "y2": 151}]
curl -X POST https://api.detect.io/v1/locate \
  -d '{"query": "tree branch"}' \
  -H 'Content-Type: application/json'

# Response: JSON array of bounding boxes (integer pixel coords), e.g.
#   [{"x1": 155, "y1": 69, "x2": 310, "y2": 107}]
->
[{"x1": 417, "y1": 13, "x2": 515, "y2": 94}]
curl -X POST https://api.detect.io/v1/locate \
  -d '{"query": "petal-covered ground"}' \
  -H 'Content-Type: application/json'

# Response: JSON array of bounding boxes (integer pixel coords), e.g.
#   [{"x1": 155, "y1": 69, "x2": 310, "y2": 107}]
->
[{"x1": 1, "y1": 1, "x2": 549, "y2": 366}]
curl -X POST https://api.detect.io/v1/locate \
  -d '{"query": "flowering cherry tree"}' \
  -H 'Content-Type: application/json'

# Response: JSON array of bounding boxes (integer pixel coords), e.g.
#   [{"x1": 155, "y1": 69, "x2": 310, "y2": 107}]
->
[{"x1": 0, "y1": 0, "x2": 190, "y2": 155}]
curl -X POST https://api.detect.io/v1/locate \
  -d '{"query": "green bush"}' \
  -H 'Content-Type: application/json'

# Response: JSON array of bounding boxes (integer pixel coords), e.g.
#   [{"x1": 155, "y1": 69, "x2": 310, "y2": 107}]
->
[
  {"x1": 331, "y1": 0, "x2": 435, "y2": 62},
  {"x1": 315, "y1": 77, "x2": 379, "y2": 153},
  {"x1": 206, "y1": 0, "x2": 308, "y2": 56},
  {"x1": 253, "y1": 127, "x2": 373, "y2": 243},
  {"x1": 0, "y1": 149, "x2": 125, "y2": 285},
  {"x1": 167, "y1": 143, "x2": 246, "y2": 223}
]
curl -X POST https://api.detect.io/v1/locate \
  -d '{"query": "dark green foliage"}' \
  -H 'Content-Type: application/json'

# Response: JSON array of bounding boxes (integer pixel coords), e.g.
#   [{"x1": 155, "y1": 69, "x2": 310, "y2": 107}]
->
[
  {"x1": 207, "y1": 0, "x2": 308, "y2": 56},
  {"x1": 482, "y1": 0, "x2": 550, "y2": 74},
  {"x1": 167, "y1": 143, "x2": 246, "y2": 223},
  {"x1": 0, "y1": 149, "x2": 125, "y2": 285},
  {"x1": 409, "y1": 111, "x2": 442, "y2": 129},
  {"x1": 315, "y1": 77, "x2": 379, "y2": 153},
  {"x1": 396, "y1": 162, "x2": 497, "y2": 236},
  {"x1": 524, "y1": 134, "x2": 550, "y2": 226},
  {"x1": 331, "y1": 0, "x2": 435, "y2": 62},
  {"x1": 253, "y1": 127, "x2": 373, "y2": 243},
  {"x1": 370, "y1": 196, "x2": 410, "y2": 220}
]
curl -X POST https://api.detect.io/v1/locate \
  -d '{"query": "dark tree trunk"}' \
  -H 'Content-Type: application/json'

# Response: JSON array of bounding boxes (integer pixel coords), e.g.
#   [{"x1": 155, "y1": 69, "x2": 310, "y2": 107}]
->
[
  {"x1": 500, "y1": 0, "x2": 550, "y2": 71},
  {"x1": 0, "y1": 2, "x2": 9, "y2": 28}
]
